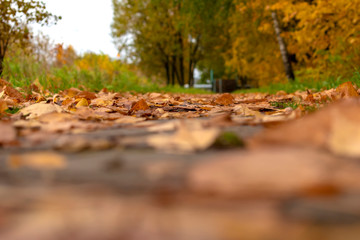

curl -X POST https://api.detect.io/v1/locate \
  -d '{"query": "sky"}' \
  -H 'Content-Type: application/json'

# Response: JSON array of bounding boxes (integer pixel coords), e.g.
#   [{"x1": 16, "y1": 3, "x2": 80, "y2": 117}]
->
[{"x1": 33, "y1": 0, "x2": 118, "y2": 58}]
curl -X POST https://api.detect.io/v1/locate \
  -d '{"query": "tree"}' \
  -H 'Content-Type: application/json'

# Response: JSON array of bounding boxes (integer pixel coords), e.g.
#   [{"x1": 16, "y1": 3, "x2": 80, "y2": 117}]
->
[
  {"x1": 111, "y1": 0, "x2": 233, "y2": 86},
  {"x1": 232, "y1": 0, "x2": 360, "y2": 83},
  {"x1": 271, "y1": 0, "x2": 360, "y2": 78},
  {"x1": 226, "y1": 1, "x2": 288, "y2": 86},
  {"x1": 0, "y1": 0, "x2": 60, "y2": 76},
  {"x1": 271, "y1": 10, "x2": 294, "y2": 81}
]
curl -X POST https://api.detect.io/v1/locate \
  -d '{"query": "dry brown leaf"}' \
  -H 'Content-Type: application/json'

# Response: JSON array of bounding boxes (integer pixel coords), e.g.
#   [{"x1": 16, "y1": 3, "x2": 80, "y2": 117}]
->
[
  {"x1": 76, "y1": 91, "x2": 97, "y2": 100},
  {"x1": 275, "y1": 90, "x2": 287, "y2": 96},
  {"x1": 249, "y1": 98, "x2": 360, "y2": 157},
  {"x1": 31, "y1": 78, "x2": 44, "y2": 93},
  {"x1": 20, "y1": 103, "x2": 63, "y2": 119},
  {"x1": 188, "y1": 148, "x2": 336, "y2": 197},
  {"x1": 8, "y1": 152, "x2": 67, "y2": 170},
  {"x1": 147, "y1": 120, "x2": 220, "y2": 152},
  {"x1": 233, "y1": 104, "x2": 262, "y2": 118},
  {"x1": 130, "y1": 99, "x2": 150, "y2": 112},
  {"x1": 3, "y1": 85, "x2": 24, "y2": 101},
  {"x1": 92, "y1": 98, "x2": 114, "y2": 107},
  {"x1": 328, "y1": 109, "x2": 360, "y2": 157},
  {"x1": 335, "y1": 81, "x2": 359, "y2": 98},
  {"x1": 63, "y1": 88, "x2": 81, "y2": 98},
  {"x1": 38, "y1": 112, "x2": 75, "y2": 123},
  {"x1": 0, "y1": 78, "x2": 11, "y2": 87},
  {"x1": 214, "y1": 93, "x2": 235, "y2": 106}
]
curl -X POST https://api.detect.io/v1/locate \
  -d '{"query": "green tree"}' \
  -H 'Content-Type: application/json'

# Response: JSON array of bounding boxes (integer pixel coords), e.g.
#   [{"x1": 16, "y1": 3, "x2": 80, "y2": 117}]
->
[
  {"x1": 0, "y1": 0, "x2": 60, "y2": 76},
  {"x1": 111, "y1": 0, "x2": 233, "y2": 86}
]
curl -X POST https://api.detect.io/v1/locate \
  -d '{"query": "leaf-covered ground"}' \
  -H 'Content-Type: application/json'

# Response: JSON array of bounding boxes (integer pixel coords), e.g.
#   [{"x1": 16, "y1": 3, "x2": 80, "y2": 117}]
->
[{"x1": 1, "y1": 79, "x2": 360, "y2": 240}]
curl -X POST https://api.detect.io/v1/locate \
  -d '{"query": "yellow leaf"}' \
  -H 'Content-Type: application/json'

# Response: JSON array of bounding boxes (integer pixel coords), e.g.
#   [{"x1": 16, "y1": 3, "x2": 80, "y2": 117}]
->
[
  {"x1": 75, "y1": 98, "x2": 89, "y2": 108},
  {"x1": 0, "y1": 100, "x2": 8, "y2": 113}
]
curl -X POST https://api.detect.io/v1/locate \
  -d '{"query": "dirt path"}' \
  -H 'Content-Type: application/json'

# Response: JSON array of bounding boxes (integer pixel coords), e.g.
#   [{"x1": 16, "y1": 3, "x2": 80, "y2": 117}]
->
[
  {"x1": 1, "y1": 116, "x2": 360, "y2": 240},
  {"x1": 2, "y1": 80, "x2": 360, "y2": 239}
]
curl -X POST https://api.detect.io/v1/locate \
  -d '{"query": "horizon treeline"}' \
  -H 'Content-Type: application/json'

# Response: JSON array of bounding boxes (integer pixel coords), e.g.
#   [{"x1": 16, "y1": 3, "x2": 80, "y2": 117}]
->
[{"x1": 111, "y1": 0, "x2": 360, "y2": 87}]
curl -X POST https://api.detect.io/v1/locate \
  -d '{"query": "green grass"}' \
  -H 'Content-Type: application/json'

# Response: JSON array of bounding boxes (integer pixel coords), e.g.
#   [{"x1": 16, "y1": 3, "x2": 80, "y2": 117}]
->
[
  {"x1": 2, "y1": 54, "x2": 210, "y2": 94},
  {"x1": 235, "y1": 70, "x2": 360, "y2": 94},
  {"x1": 269, "y1": 101, "x2": 317, "y2": 112},
  {"x1": 4, "y1": 49, "x2": 359, "y2": 95},
  {"x1": 5, "y1": 107, "x2": 21, "y2": 114}
]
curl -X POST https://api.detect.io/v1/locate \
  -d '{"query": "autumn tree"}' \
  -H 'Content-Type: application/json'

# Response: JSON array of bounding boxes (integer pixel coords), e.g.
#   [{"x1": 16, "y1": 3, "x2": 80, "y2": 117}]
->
[
  {"x1": 111, "y1": 0, "x2": 233, "y2": 86},
  {"x1": 271, "y1": 0, "x2": 360, "y2": 78},
  {"x1": 0, "y1": 0, "x2": 60, "y2": 76},
  {"x1": 226, "y1": 1, "x2": 288, "y2": 86},
  {"x1": 228, "y1": 0, "x2": 360, "y2": 85}
]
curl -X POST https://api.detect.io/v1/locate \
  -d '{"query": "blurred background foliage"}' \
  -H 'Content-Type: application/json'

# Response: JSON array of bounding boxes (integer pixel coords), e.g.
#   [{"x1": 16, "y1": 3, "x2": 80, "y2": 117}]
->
[{"x1": 2, "y1": 0, "x2": 360, "y2": 92}]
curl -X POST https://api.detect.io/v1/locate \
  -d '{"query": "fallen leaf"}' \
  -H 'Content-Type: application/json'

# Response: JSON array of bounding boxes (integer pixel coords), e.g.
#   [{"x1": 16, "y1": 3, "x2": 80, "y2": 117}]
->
[
  {"x1": 147, "y1": 120, "x2": 220, "y2": 152},
  {"x1": 0, "y1": 100, "x2": 8, "y2": 113},
  {"x1": 31, "y1": 78, "x2": 44, "y2": 93},
  {"x1": 275, "y1": 90, "x2": 287, "y2": 96},
  {"x1": 335, "y1": 81, "x2": 359, "y2": 98},
  {"x1": 0, "y1": 78, "x2": 11, "y2": 87},
  {"x1": 214, "y1": 93, "x2": 235, "y2": 105},
  {"x1": 3, "y1": 85, "x2": 24, "y2": 101},
  {"x1": 75, "y1": 98, "x2": 89, "y2": 108},
  {"x1": 38, "y1": 112, "x2": 75, "y2": 123},
  {"x1": 249, "y1": 98, "x2": 360, "y2": 157},
  {"x1": 188, "y1": 148, "x2": 336, "y2": 197},
  {"x1": 20, "y1": 103, "x2": 63, "y2": 119},
  {"x1": 130, "y1": 99, "x2": 150, "y2": 112},
  {"x1": 233, "y1": 104, "x2": 262, "y2": 118},
  {"x1": 76, "y1": 91, "x2": 97, "y2": 100},
  {"x1": 63, "y1": 88, "x2": 81, "y2": 98},
  {"x1": 8, "y1": 152, "x2": 67, "y2": 170},
  {"x1": 327, "y1": 109, "x2": 360, "y2": 157}
]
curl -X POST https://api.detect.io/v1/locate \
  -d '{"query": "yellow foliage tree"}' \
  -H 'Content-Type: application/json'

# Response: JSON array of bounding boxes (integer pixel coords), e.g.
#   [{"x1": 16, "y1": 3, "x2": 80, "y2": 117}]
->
[
  {"x1": 226, "y1": 1, "x2": 287, "y2": 86},
  {"x1": 272, "y1": 0, "x2": 360, "y2": 78},
  {"x1": 54, "y1": 44, "x2": 77, "y2": 67},
  {"x1": 228, "y1": 0, "x2": 360, "y2": 85}
]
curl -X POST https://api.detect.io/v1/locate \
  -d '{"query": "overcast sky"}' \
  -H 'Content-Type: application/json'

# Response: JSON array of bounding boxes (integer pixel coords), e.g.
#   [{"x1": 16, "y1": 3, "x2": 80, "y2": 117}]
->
[{"x1": 33, "y1": 0, "x2": 118, "y2": 58}]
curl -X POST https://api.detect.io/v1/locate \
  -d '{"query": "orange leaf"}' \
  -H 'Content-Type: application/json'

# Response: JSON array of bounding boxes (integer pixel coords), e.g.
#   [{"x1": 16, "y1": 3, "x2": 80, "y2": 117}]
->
[
  {"x1": 4, "y1": 85, "x2": 24, "y2": 102},
  {"x1": 0, "y1": 100, "x2": 8, "y2": 113},
  {"x1": 130, "y1": 99, "x2": 150, "y2": 112},
  {"x1": 335, "y1": 81, "x2": 359, "y2": 98},
  {"x1": 214, "y1": 93, "x2": 235, "y2": 106},
  {"x1": 76, "y1": 91, "x2": 97, "y2": 100}
]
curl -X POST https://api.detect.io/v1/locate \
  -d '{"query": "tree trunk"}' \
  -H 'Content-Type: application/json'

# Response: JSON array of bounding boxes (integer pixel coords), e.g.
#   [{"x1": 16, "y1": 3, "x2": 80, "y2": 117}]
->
[
  {"x1": 188, "y1": 60, "x2": 193, "y2": 87},
  {"x1": 188, "y1": 35, "x2": 201, "y2": 88},
  {"x1": 164, "y1": 60, "x2": 170, "y2": 85},
  {"x1": 172, "y1": 55, "x2": 181, "y2": 85},
  {"x1": 271, "y1": 11, "x2": 295, "y2": 82},
  {"x1": 0, "y1": 55, "x2": 4, "y2": 77},
  {"x1": 177, "y1": 33, "x2": 185, "y2": 87}
]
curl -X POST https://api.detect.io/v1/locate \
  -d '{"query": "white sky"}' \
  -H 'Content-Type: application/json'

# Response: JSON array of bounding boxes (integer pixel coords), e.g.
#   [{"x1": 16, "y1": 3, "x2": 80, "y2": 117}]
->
[{"x1": 33, "y1": 0, "x2": 118, "y2": 58}]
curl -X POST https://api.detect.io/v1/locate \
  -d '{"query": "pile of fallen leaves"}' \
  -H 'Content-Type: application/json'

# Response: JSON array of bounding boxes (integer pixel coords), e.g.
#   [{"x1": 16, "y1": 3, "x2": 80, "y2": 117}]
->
[
  {"x1": 3, "y1": 79, "x2": 360, "y2": 240},
  {"x1": 0, "y1": 78, "x2": 359, "y2": 153}
]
